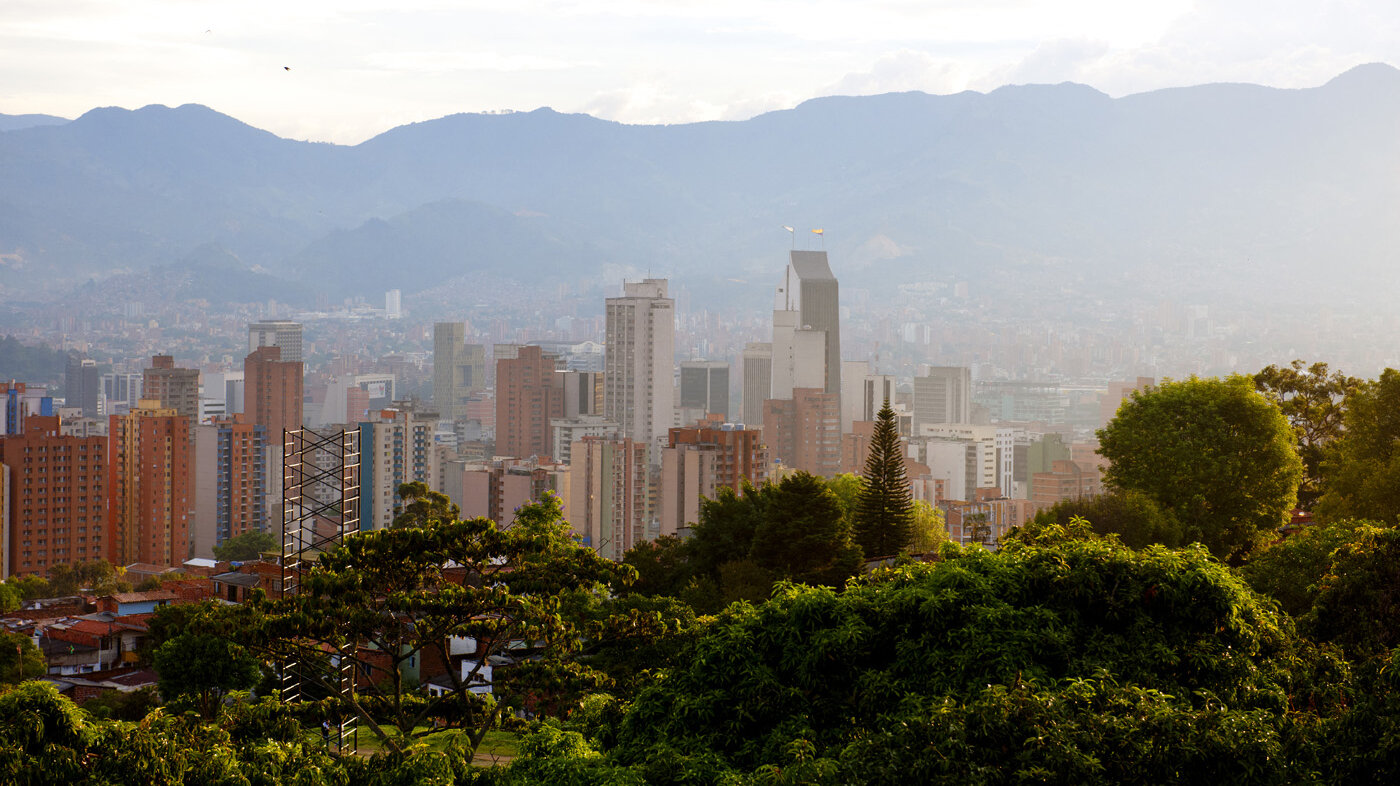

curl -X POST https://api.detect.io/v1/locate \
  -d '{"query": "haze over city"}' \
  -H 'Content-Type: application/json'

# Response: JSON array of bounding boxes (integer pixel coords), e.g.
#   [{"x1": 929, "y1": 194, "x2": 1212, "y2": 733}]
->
[{"x1": 8, "y1": 4, "x2": 1400, "y2": 783}]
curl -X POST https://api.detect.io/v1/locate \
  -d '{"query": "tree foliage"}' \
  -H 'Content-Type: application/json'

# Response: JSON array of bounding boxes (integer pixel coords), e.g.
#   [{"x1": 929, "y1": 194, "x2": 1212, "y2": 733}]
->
[
  {"x1": 1301, "y1": 525, "x2": 1400, "y2": 659},
  {"x1": 748, "y1": 472, "x2": 862, "y2": 587},
  {"x1": 0, "y1": 633, "x2": 45, "y2": 685},
  {"x1": 1030, "y1": 489, "x2": 1184, "y2": 550},
  {"x1": 1242, "y1": 518, "x2": 1382, "y2": 618},
  {"x1": 580, "y1": 534, "x2": 1333, "y2": 784},
  {"x1": 1316, "y1": 368, "x2": 1400, "y2": 524},
  {"x1": 852, "y1": 400, "x2": 914, "y2": 558},
  {"x1": 212, "y1": 530, "x2": 278, "y2": 562},
  {"x1": 1253, "y1": 360, "x2": 1358, "y2": 510},
  {"x1": 391, "y1": 480, "x2": 461, "y2": 530},
  {"x1": 199, "y1": 492, "x2": 632, "y2": 756},
  {"x1": 153, "y1": 633, "x2": 261, "y2": 718},
  {"x1": 1097, "y1": 375, "x2": 1302, "y2": 563}
]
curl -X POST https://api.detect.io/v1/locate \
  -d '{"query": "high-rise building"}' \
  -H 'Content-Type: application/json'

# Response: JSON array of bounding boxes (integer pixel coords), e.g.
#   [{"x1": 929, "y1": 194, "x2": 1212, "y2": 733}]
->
[
  {"x1": 143, "y1": 355, "x2": 200, "y2": 422},
  {"x1": 678, "y1": 360, "x2": 730, "y2": 421},
  {"x1": 0, "y1": 413, "x2": 106, "y2": 577},
  {"x1": 659, "y1": 423, "x2": 768, "y2": 537},
  {"x1": 248, "y1": 321, "x2": 304, "y2": 364},
  {"x1": 433, "y1": 323, "x2": 487, "y2": 421},
  {"x1": 359, "y1": 404, "x2": 440, "y2": 530},
  {"x1": 192, "y1": 416, "x2": 268, "y2": 558},
  {"x1": 495, "y1": 346, "x2": 563, "y2": 460},
  {"x1": 763, "y1": 388, "x2": 841, "y2": 477},
  {"x1": 445, "y1": 456, "x2": 570, "y2": 527},
  {"x1": 773, "y1": 251, "x2": 841, "y2": 396},
  {"x1": 101, "y1": 372, "x2": 144, "y2": 416},
  {"x1": 244, "y1": 346, "x2": 303, "y2": 441},
  {"x1": 559, "y1": 370, "x2": 603, "y2": 419},
  {"x1": 385, "y1": 289, "x2": 402, "y2": 320},
  {"x1": 914, "y1": 367, "x2": 972, "y2": 431},
  {"x1": 568, "y1": 436, "x2": 651, "y2": 561},
  {"x1": 741, "y1": 343, "x2": 772, "y2": 427},
  {"x1": 550, "y1": 415, "x2": 619, "y2": 465},
  {"x1": 109, "y1": 399, "x2": 191, "y2": 567},
  {"x1": 604, "y1": 279, "x2": 674, "y2": 453},
  {"x1": 65, "y1": 356, "x2": 101, "y2": 419}
]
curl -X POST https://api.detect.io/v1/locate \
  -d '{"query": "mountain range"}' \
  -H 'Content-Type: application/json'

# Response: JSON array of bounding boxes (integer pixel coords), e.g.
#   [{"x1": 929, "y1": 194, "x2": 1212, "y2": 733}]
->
[{"x1": 3, "y1": 64, "x2": 1400, "y2": 309}]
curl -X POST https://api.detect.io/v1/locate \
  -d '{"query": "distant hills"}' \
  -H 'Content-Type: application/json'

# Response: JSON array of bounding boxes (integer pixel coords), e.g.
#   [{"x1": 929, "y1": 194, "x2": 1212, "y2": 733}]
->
[{"x1": 4, "y1": 64, "x2": 1400, "y2": 308}]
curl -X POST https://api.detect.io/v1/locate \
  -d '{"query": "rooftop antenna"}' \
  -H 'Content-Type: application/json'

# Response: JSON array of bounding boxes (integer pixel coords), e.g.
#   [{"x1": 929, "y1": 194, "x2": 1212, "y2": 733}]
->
[
  {"x1": 811, "y1": 228, "x2": 825, "y2": 250},
  {"x1": 783, "y1": 225, "x2": 795, "y2": 249}
]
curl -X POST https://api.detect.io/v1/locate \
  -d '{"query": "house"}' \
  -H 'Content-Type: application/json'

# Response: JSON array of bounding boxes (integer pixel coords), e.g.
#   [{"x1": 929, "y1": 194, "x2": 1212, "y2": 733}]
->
[{"x1": 95, "y1": 590, "x2": 177, "y2": 616}]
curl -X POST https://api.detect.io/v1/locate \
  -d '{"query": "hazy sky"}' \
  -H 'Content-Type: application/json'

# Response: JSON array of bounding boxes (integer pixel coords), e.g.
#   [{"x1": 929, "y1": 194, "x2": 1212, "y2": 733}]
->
[{"x1": 3, "y1": 0, "x2": 1397, "y2": 143}]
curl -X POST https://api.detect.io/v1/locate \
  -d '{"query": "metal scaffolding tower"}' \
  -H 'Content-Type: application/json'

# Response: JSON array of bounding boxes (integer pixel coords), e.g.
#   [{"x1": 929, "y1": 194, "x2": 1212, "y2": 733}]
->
[{"x1": 280, "y1": 427, "x2": 361, "y2": 752}]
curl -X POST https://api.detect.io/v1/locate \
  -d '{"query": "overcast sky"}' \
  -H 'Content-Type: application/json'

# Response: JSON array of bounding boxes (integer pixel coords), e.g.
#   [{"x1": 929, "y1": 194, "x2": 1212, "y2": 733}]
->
[{"x1": 3, "y1": 1, "x2": 1397, "y2": 144}]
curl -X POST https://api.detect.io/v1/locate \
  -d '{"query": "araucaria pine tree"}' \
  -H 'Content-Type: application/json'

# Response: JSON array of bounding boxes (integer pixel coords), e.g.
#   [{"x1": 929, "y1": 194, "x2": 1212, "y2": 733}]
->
[{"x1": 854, "y1": 399, "x2": 915, "y2": 558}]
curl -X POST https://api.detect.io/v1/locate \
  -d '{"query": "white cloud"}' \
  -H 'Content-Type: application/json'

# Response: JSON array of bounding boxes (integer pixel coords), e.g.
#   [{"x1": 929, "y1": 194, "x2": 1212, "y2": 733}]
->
[{"x1": 828, "y1": 50, "x2": 973, "y2": 97}]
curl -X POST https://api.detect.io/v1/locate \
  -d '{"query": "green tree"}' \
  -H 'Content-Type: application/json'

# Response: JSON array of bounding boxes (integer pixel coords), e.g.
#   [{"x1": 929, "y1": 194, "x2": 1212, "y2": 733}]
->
[
  {"x1": 1317, "y1": 368, "x2": 1400, "y2": 524},
  {"x1": 685, "y1": 482, "x2": 773, "y2": 581},
  {"x1": 212, "y1": 530, "x2": 278, "y2": 561},
  {"x1": 0, "y1": 633, "x2": 45, "y2": 684},
  {"x1": 749, "y1": 472, "x2": 863, "y2": 586},
  {"x1": 1301, "y1": 525, "x2": 1400, "y2": 658},
  {"x1": 594, "y1": 535, "x2": 1329, "y2": 785},
  {"x1": 620, "y1": 535, "x2": 692, "y2": 598},
  {"x1": 0, "y1": 584, "x2": 18, "y2": 615},
  {"x1": 211, "y1": 492, "x2": 631, "y2": 756},
  {"x1": 1030, "y1": 489, "x2": 1184, "y2": 550},
  {"x1": 1253, "y1": 360, "x2": 1358, "y2": 510},
  {"x1": 824, "y1": 473, "x2": 863, "y2": 524},
  {"x1": 852, "y1": 400, "x2": 914, "y2": 558},
  {"x1": 5, "y1": 575, "x2": 49, "y2": 601},
  {"x1": 1242, "y1": 518, "x2": 1381, "y2": 618},
  {"x1": 1097, "y1": 375, "x2": 1302, "y2": 563},
  {"x1": 907, "y1": 500, "x2": 948, "y2": 554},
  {"x1": 391, "y1": 480, "x2": 461, "y2": 529},
  {"x1": 153, "y1": 633, "x2": 260, "y2": 718}
]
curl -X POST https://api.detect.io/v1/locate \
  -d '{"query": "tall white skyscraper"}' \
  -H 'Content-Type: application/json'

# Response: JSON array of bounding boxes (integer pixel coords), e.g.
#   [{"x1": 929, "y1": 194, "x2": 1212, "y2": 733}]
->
[
  {"x1": 385, "y1": 289, "x2": 402, "y2": 319},
  {"x1": 771, "y1": 251, "x2": 841, "y2": 399},
  {"x1": 604, "y1": 279, "x2": 675, "y2": 453},
  {"x1": 248, "y1": 320, "x2": 304, "y2": 364}
]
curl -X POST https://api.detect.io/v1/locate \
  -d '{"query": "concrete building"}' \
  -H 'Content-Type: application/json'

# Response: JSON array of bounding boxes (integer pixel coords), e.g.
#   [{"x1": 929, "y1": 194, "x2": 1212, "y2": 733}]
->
[
  {"x1": 914, "y1": 367, "x2": 972, "y2": 431},
  {"x1": 318, "y1": 373, "x2": 396, "y2": 428},
  {"x1": 0, "y1": 414, "x2": 106, "y2": 577},
  {"x1": 550, "y1": 415, "x2": 620, "y2": 465},
  {"x1": 917, "y1": 423, "x2": 1016, "y2": 500},
  {"x1": 741, "y1": 342, "x2": 772, "y2": 427},
  {"x1": 433, "y1": 323, "x2": 487, "y2": 422},
  {"x1": 109, "y1": 399, "x2": 191, "y2": 568},
  {"x1": 568, "y1": 436, "x2": 651, "y2": 561},
  {"x1": 495, "y1": 346, "x2": 564, "y2": 461},
  {"x1": 1031, "y1": 459, "x2": 1101, "y2": 513},
  {"x1": 763, "y1": 388, "x2": 841, "y2": 478},
  {"x1": 192, "y1": 416, "x2": 268, "y2": 559},
  {"x1": 359, "y1": 404, "x2": 440, "y2": 530},
  {"x1": 774, "y1": 250, "x2": 841, "y2": 396},
  {"x1": 604, "y1": 279, "x2": 674, "y2": 453},
  {"x1": 559, "y1": 370, "x2": 603, "y2": 419},
  {"x1": 245, "y1": 345, "x2": 303, "y2": 516},
  {"x1": 940, "y1": 489, "x2": 1034, "y2": 548},
  {"x1": 248, "y1": 321, "x2": 304, "y2": 364},
  {"x1": 385, "y1": 289, "x2": 402, "y2": 319},
  {"x1": 443, "y1": 456, "x2": 570, "y2": 527},
  {"x1": 101, "y1": 372, "x2": 143, "y2": 416},
  {"x1": 2, "y1": 382, "x2": 54, "y2": 437},
  {"x1": 659, "y1": 423, "x2": 768, "y2": 537},
  {"x1": 65, "y1": 357, "x2": 101, "y2": 419},
  {"x1": 143, "y1": 356, "x2": 200, "y2": 422},
  {"x1": 678, "y1": 360, "x2": 730, "y2": 421}
]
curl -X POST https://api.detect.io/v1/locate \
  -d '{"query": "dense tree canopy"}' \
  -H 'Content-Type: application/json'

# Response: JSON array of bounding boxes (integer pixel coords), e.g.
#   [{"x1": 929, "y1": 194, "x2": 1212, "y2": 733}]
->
[
  {"x1": 1243, "y1": 517, "x2": 1381, "y2": 618},
  {"x1": 1029, "y1": 489, "x2": 1184, "y2": 550},
  {"x1": 577, "y1": 532, "x2": 1335, "y2": 785},
  {"x1": 1097, "y1": 375, "x2": 1302, "y2": 562},
  {"x1": 1253, "y1": 360, "x2": 1358, "y2": 510},
  {"x1": 1316, "y1": 368, "x2": 1400, "y2": 523},
  {"x1": 748, "y1": 472, "x2": 862, "y2": 586}
]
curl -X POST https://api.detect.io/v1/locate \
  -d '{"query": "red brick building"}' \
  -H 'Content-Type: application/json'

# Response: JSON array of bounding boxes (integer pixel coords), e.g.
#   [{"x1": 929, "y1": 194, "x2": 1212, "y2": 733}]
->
[
  {"x1": 109, "y1": 400, "x2": 190, "y2": 568},
  {"x1": 0, "y1": 414, "x2": 107, "y2": 577},
  {"x1": 495, "y1": 346, "x2": 563, "y2": 460}
]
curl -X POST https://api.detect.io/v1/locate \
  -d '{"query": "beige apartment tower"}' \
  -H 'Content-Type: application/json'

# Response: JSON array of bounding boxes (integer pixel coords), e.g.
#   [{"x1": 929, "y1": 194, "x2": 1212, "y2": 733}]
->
[{"x1": 604, "y1": 279, "x2": 674, "y2": 453}]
